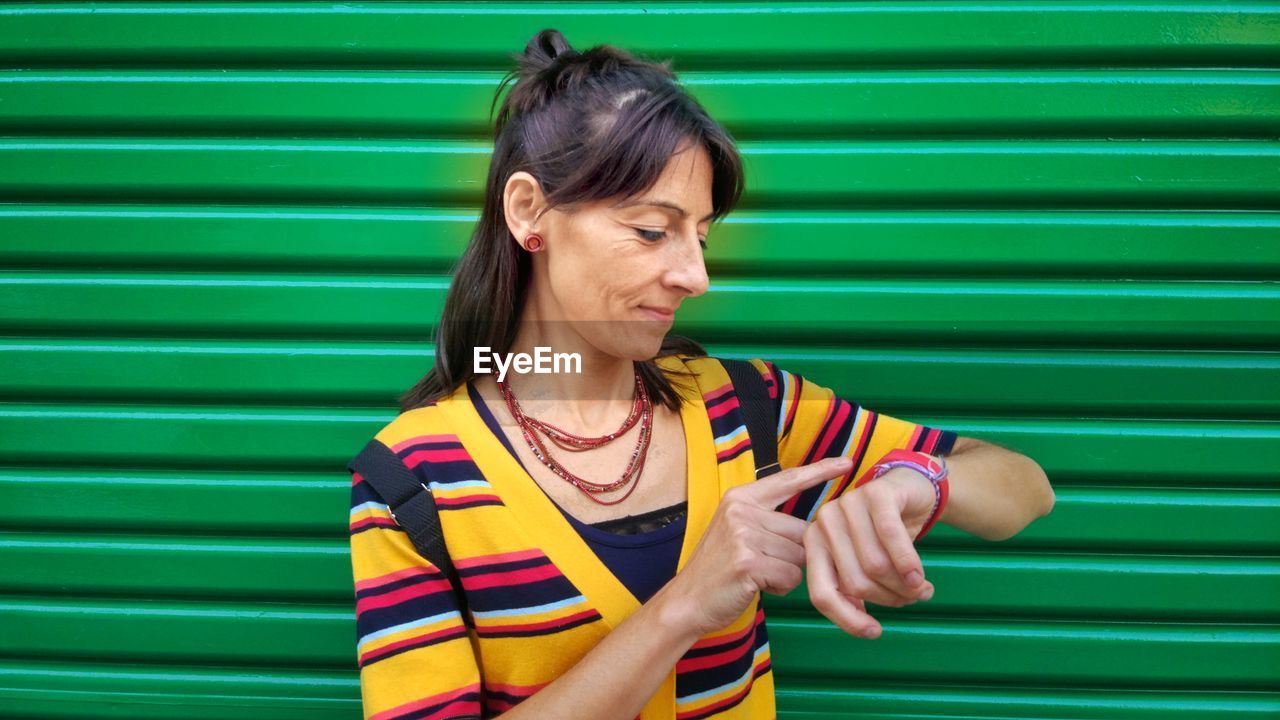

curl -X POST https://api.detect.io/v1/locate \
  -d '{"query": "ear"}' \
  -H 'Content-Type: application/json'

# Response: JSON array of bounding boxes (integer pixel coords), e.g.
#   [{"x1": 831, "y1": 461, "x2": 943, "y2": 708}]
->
[{"x1": 503, "y1": 171, "x2": 550, "y2": 249}]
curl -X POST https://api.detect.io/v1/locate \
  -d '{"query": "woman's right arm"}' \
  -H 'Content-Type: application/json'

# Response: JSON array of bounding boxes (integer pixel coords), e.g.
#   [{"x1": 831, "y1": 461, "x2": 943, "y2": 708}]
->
[
  {"x1": 494, "y1": 581, "x2": 701, "y2": 720},
  {"x1": 350, "y1": 470, "x2": 483, "y2": 719},
  {"x1": 499, "y1": 456, "x2": 853, "y2": 720}
]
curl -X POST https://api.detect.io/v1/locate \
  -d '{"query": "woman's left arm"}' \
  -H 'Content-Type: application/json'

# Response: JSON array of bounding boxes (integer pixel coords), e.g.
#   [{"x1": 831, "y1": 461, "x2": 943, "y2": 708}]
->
[
  {"x1": 935, "y1": 435, "x2": 1055, "y2": 542},
  {"x1": 802, "y1": 436, "x2": 1055, "y2": 639}
]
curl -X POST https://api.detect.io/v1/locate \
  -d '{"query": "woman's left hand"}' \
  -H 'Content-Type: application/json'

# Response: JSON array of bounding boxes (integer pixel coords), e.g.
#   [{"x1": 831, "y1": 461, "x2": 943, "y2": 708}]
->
[{"x1": 802, "y1": 467, "x2": 939, "y2": 639}]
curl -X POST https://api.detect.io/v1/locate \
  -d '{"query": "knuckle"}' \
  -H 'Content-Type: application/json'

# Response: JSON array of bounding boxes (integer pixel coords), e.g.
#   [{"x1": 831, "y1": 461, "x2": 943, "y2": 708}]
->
[
  {"x1": 802, "y1": 522, "x2": 817, "y2": 543},
  {"x1": 862, "y1": 555, "x2": 891, "y2": 577},
  {"x1": 724, "y1": 498, "x2": 750, "y2": 523},
  {"x1": 842, "y1": 577, "x2": 872, "y2": 598},
  {"x1": 784, "y1": 565, "x2": 803, "y2": 589}
]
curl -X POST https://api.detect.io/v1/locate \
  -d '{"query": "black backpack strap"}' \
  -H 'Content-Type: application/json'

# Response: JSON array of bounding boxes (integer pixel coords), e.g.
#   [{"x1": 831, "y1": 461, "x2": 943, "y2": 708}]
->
[
  {"x1": 720, "y1": 358, "x2": 781, "y2": 479},
  {"x1": 347, "y1": 438, "x2": 461, "y2": 591}
]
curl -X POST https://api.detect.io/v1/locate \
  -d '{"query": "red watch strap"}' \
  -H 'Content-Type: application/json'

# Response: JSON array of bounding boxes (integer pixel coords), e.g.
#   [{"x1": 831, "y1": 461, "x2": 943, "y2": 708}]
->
[{"x1": 854, "y1": 449, "x2": 950, "y2": 541}]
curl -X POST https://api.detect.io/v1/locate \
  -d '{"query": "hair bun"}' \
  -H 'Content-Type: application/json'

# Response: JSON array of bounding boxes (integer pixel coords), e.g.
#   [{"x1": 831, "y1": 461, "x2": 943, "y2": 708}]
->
[{"x1": 523, "y1": 29, "x2": 577, "y2": 70}]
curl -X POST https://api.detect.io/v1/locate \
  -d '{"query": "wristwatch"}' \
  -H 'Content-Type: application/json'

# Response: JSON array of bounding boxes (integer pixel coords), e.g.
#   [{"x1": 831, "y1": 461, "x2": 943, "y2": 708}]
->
[{"x1": 868, "y1": 449, "x2": 950, "y2": 541}]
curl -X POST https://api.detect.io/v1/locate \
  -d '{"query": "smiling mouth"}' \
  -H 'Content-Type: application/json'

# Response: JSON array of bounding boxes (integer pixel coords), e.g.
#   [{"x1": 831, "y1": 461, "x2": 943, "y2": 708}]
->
[{"x1": 639, "y1": 306, "x2": 676, "y2": 322}]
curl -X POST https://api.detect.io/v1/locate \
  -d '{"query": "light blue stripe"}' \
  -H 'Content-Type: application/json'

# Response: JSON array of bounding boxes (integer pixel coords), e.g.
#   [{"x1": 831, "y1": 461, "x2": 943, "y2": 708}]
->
[
  {"x1": 350, "y1": 500, "x2": 388, "y2": 517},
  {"x1": 804, "y1": 405, "x2": 865, "y2": 523},
  {"x1": 714, "y1": 424, "x2": 748, "y2": 447},
  {"x1": 676, "y1": 643, "x2": 771, "y2": 705},
  {"x1": 470, "y1": 595, "x2": 586, "y2": 620},
  {"x1": 803, "y1": 479, "x2": 834, "y2": 523},
  {"x1": 427, "y1": 479, "x2": 492, "y2": 491},
  {"x1": 776, "y1": 370, "x2": 793, "y2": 438},
  {"x1": 357, "y1": 609, "x2": 460, "y2": 651}
]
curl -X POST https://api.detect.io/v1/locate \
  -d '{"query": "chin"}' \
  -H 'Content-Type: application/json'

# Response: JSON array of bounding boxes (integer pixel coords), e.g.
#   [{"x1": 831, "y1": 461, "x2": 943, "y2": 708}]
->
[
  {"x1": 610, "y1": 332, "x2": 666, "y2": 362},
  {"x1": 578, "y1": 318, "x2": 667, "y2": 362}
]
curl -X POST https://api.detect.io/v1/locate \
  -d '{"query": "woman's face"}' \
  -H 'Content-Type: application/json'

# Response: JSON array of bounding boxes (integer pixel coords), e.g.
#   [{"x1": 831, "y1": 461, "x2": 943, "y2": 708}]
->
[{"x1": 507, "y1": 143, "x2": 714, "y2": 361}]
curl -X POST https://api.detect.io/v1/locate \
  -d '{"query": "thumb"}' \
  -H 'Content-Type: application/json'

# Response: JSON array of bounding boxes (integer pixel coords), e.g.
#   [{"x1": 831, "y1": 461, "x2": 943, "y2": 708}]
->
[{"x1": 749, "y1": 456, "x2": 854, "y2": 509}]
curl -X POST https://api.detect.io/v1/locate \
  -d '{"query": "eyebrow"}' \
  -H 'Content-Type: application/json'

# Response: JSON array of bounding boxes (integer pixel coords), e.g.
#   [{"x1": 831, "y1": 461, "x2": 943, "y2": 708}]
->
[{"x1": 612, "y1": 199, "x2": 716, "y2": 223}]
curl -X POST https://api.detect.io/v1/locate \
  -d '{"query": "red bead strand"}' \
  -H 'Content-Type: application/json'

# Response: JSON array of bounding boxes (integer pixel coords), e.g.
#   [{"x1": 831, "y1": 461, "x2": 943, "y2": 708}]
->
[{"x1": 498, "y1": 369, "x2": 652, "y2": 506}]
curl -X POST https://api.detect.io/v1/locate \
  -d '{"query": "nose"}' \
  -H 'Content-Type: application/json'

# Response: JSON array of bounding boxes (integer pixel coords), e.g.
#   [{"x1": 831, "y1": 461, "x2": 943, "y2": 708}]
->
[{"x1": 664, "y1": 234, "x2": 710, "y2": 298}]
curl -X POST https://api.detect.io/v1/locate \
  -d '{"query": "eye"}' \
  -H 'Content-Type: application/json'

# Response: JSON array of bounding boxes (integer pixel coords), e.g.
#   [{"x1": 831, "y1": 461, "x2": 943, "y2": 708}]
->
[{"x1": 634, "y1": 226, "x2": 706, "y2": 250}]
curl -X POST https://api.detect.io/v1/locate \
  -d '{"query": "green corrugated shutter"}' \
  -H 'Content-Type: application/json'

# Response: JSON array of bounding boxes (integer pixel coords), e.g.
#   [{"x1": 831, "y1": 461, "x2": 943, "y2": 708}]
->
[{"x1": 1, "y1": 3, "x2": 1278, "y2": 718}]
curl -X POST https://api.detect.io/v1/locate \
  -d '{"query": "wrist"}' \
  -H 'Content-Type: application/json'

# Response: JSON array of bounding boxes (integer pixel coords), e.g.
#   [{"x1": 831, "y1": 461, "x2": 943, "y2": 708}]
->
[
  {"x1": 647, "y1": 582, "x2": 706, "y2": 646},
  {"x1": 865, "y1": 449, "x2": 950, "y2": 541}
]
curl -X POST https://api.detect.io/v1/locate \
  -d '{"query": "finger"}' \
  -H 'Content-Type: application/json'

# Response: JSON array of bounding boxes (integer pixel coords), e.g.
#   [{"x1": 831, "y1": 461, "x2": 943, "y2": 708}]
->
[
  {"x1": 841, "y1": 496, "x2": 924, "y2": 602},
  {"x1": 866, "y1": 486, "x2": 930, "y2": 595},
  {"x1": 754, "y1": 555, "x2": 804, "y2": 596},
  {"x1": 805, "y1": 528, "x2": 881, "y2": 638},
  {"x1": 749, "y1": 456, "x2": 853, "y2": 509},
  {"x1": 823, "y1": 509, "x2": 916, "y2": 608},
  {"x1": 748, "y1": 526, "x2": 806, "y2": 567},
  {"x1": 757, "y1": 509, "x2": 808, "y2": 545}
]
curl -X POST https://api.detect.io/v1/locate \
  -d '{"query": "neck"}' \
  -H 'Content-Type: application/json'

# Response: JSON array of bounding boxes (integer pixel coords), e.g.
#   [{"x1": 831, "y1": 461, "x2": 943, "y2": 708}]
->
[{"x1": 493, "y1": 303, "x2": 640, "y2": 433}]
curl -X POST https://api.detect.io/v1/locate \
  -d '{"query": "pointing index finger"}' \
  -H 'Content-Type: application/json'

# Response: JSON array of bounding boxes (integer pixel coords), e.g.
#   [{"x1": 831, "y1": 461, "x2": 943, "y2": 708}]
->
[{"x1": 749, "y1": 456, "x2": 854, "y2": 509}]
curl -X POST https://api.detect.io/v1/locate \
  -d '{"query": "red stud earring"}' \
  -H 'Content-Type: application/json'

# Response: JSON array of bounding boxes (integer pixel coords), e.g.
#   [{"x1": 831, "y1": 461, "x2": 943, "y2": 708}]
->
[{"x1": 525, "y1": 234, "x2": 543, "y2": 252}]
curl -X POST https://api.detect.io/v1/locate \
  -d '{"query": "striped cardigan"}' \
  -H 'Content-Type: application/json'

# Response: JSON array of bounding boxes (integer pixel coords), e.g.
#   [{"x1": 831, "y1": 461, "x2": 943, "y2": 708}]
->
[{"x1": 348, "y1": 355, "x2": 957, "y2": 720}]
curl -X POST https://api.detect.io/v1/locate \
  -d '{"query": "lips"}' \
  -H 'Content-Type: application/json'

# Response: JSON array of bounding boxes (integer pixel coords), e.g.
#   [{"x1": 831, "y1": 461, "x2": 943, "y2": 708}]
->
[{"x1": 639, "y1": 305, "x2": 677, "y2": 322}]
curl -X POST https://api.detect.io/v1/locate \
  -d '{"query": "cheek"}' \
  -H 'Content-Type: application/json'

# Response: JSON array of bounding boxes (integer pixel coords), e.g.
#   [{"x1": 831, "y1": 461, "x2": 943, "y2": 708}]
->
[{"x1": 550, "y1": 237, "x2": 645, "y2": 311}]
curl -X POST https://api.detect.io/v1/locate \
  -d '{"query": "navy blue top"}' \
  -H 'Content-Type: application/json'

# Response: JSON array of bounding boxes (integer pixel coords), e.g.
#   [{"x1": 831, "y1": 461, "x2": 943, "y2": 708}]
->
[{"x1": 467, "y1": 383, "x2": 686, "y2": 605}]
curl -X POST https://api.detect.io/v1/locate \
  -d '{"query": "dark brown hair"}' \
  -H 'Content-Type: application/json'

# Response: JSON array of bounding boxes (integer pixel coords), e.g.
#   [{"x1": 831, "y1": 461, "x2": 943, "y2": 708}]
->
[{"x1": 399, "y1": 28, "x2": 745, "y2": 413}]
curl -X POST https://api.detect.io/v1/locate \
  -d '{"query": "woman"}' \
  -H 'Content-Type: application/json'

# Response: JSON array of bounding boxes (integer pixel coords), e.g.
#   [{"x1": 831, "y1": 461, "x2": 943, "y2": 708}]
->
[{"x1": 348, "y1": 29, "x2": 1055, "y2": 720}]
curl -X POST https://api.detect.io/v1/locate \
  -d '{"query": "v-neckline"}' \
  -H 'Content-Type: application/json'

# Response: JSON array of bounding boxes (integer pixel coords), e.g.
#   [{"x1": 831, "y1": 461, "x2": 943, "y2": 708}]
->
[{"x1": 434, "y1": 355, "x2": 719, "y2": 631}]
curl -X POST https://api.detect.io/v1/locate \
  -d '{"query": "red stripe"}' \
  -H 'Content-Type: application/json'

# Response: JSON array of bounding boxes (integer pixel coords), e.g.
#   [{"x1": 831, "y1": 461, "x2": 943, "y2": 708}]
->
[
  {"x1": 850, "y1": 419, "x2": 880, "y2": 490},
  {"x1": 452, "y1": 547, "x2": 544, "y2": 570},
  {"x1": 478, "y1": 607, "x2": 598, "y2": 635},
  {"x1": 421, "y1": 695, "x2": 478, "y2": 720},
  {"x1": 389, "y1": 434, "x2": 459, "y2": 453},
  {"x1": 369, "y1": 682, "x2": 480, "y2": 720},
  {"x1": 703, "y1": 382, "x2": 733, "y2": 403},
  {"x1": 919, "y1": 426, "x2": 941, "y2": 452},
  {"x1": 716, "y1": 436, "x2": 750, "y2": 462},
  {"x1": 435, "y1": 493, "x2": 502, "y2": 508},
  {"x1": 904, "y1": 424, "x2": 925, "y2": 451},
  {"x1": 759, "y1": 362, "x2": 778, "y2": 400},
  {"x1": 689, "y1": 608, "x2": 762, "y2": 650},
  {"x1": 675, "y1": 654, "x2": 770, "y2": 720},
  {"x1": 811, "y1": 398, "x2": 852, "y2": 460},
  {"x1": 355, "y1": 566, "x2": 434, "y2": 594},
  {"x1": 350, "y1": 516, "x2": 398, "y2": 533},
  {"x1": 677, "y1": 624, "x2": 756, "y2": 672},
  {"x1": 462, "y1": 561, "x2": 560, "y2": 590},
  {"x1": 359, "y1": 623, "x2": 467, "y2": 666},
  {"x1": 482, "y1": 679, "x2": 549, "y2": 713},
  {"x1": 356, "y1": 576, "x2": 454, "y2": 614},
  {"x1": 403, "y1": 447, "x2": 472, "y2": 466},
  {"x1": 484, "y1": 680, "x2": 548, "y2": 696},
  {"x1": 706, "y1": 395, "x2": 741, "y2": 419}
]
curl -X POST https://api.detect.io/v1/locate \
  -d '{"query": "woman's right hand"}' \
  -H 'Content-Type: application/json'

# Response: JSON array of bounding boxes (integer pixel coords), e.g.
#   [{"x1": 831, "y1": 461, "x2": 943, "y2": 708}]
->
[{"x1": 659, "y1": 456, "x2": 855, "y2": 637}]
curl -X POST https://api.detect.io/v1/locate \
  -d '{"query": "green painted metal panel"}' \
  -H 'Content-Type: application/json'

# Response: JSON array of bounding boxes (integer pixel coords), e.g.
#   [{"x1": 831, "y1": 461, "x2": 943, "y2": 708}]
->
[{"x1": 1, "y1": 2, "x2": 1277, "y2": 718}]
